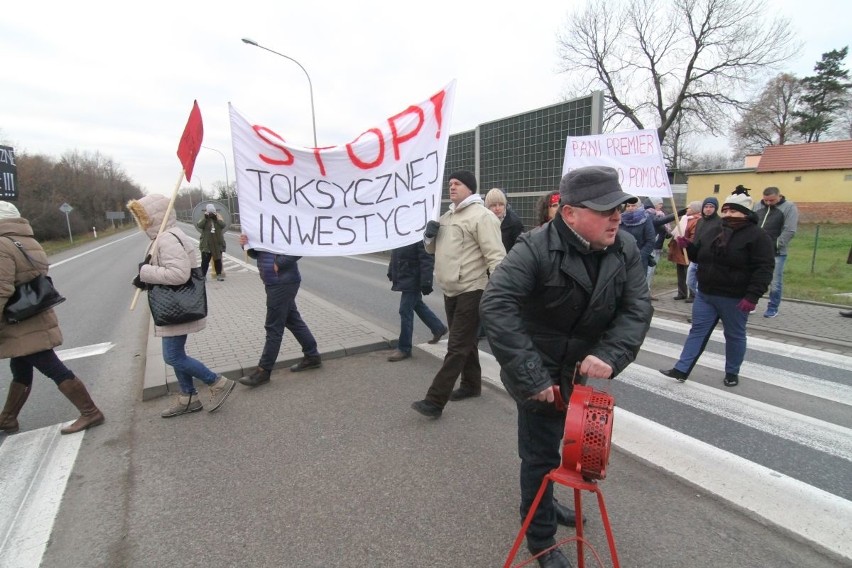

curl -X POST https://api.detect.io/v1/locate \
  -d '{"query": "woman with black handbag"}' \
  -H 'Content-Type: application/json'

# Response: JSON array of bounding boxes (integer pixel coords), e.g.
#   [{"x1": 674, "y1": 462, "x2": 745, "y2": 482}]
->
[
  {"x1": 0, "y1": 201, "x2": 105, "y2": 435},
  {"x1": 127, "y1": 194, "x2": 235, "y2": 418}
]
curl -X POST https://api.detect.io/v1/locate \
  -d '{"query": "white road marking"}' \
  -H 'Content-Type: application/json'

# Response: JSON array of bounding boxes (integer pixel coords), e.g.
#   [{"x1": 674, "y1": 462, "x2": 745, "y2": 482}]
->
[
  {"x1": 49, "y1": 233, "x2": 140, "y2": 268},
  {"x1": 416, "y1": 340, "x2": 852, "y2": 561},
  {"x1": 640, "y1": 336, "x2": 852, "y2": 405},
  {"x1": 651, "y1": 317, "x2": 852, "y2": 372},
  {"x1": 621, "y1": 363, "x2": 852, "y2": 461},
  {"x1": 55, "y1": 342, "x2": 114, "y2": 362},
  {"x1": 0, "y1": 425, "x2": 83, "y2": 568},
  {"x1": 613, "y1": 410, "x2": 852, "y2": 562}
]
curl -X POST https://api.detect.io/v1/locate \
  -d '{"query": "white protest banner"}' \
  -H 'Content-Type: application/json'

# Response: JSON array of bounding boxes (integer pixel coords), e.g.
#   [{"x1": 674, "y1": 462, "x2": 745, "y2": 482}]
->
[
  {"x1": 562, "y1": 129, "x2": 671, "y2": 198},
  {"x1": 230, "y1": 80, "x2": 456, "y2": 256}
]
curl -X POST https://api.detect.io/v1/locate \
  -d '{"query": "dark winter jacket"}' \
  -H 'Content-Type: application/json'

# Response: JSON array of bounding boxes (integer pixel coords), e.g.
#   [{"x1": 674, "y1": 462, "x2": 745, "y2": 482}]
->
[
  {"x1": 753, "y1": 196, "x2": 798, "y2": 255},
  {"x1": 693, "y1": 197, "x2": 721, "y2": 248},
  {"x1": 480, "y1": 215, "x2": 653, "y2": 404},
  {"x1": 500, "y1": 207, "x2": 525, "y2": 253},
  {"x1": 620, "y1": 209, "x2": 655, "y2": 267},
  {"x1": 387, "y1": 241, "x2": 434, "y2": 292},
  {"x1": 687, "y1": 217, "x2": 775, "y2": 304},
  {"x1": 247, "y1": 249, "x2": 302, "y2": 286},
  {"x1": 196, "y1": 215, "x2": 226, "y2": 257}
]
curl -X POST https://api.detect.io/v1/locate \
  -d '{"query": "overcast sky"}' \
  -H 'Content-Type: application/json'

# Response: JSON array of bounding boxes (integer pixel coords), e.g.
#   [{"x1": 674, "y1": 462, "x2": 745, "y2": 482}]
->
[{"x1": 2, "y1": 0, "x2": 848, "y2": 199}]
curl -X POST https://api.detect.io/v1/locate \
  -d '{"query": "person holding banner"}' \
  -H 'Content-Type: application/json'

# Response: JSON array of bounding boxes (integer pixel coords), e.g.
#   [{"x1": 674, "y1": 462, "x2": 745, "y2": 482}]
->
[
  {"x1": 667, "y1": 201, "x2": 702, "y2": 301},
  {"x1": 237, "y1": 234, "x2": 322, "y2": 387},
  {"x1": 481, "y1": 166, "x2": 652, "y2": 567},
  {"x1": 619, "y1": 199, "x2": 655, "y2": 270},
  {"x1": 410, "y1": 171, "x2": 505, "y2": 418},
  {"x1": 386, "y1": 241, "x2": 447, "y2": 362}
]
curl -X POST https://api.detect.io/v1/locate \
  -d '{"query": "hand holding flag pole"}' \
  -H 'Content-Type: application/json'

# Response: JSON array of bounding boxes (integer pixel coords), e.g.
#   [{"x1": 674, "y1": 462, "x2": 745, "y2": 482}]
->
[{"x1": 130, "y1": 101, "x2": 204, "y2": 311}]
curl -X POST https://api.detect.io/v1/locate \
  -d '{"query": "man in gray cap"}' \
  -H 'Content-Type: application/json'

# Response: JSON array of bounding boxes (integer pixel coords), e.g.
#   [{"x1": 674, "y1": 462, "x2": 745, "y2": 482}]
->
[{"x1": 480, "y1": 165, "x2": 653, "y2": 568}]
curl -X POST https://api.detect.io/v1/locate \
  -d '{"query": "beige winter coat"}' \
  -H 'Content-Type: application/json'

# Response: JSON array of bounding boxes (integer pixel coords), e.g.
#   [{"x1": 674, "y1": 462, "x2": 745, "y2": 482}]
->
[
  {"x1": 425, "y1": 195, "x2": 505, "y2": 297},
  {"x1": 128, "y1": 194, "x2": 206, "y2": 337},
  {"x1": 0, "y1": 218, "x2": 63, "y2": 358}
]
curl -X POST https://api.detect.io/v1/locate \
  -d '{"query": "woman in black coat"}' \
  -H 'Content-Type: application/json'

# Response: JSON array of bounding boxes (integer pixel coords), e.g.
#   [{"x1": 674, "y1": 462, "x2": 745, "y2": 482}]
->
[
  {"x1": 660, "y1": 188, "x2": 774, "y2": 387},
  {"x1": 484, "y1": 188, "x2": 524, "y2": 253}
]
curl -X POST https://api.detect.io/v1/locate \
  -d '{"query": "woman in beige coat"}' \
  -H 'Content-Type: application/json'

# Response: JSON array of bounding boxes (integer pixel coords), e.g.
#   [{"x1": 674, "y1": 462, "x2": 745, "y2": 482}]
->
[
  {"x1": 0, "y1": 201, "x2": 104, "y2": 435},
  {"x1": 128, "y1": 194, "x2": 235, "y2": 418}
]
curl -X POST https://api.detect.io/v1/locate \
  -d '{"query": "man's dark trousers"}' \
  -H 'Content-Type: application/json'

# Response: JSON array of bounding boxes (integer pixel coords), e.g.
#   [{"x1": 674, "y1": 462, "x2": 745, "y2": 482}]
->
[
  {"x1": 425, "y1": 289, "x2": 482, "y2": 406},
  {"x1": 518, "y1": 401, "x2": 566, "y2": 552},
  {"x1": 259, "y1": 282, "x2": 319, "y2": 370}
]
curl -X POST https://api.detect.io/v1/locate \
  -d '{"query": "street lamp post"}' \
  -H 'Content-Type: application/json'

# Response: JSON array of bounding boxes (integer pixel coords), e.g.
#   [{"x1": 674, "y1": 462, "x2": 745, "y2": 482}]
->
[
  {"x1": 201, "y1": 145, "x2": 235, "y2": 222},
  {"x1": 241, "y1": 37, "x2": 318, "y2": 148}
]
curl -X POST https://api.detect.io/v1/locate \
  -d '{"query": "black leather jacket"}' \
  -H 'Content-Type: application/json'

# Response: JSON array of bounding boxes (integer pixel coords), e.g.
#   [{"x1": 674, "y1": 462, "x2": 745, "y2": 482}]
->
[{"x1": 480, "y1": 217, "x2": 653, "y2": 404}]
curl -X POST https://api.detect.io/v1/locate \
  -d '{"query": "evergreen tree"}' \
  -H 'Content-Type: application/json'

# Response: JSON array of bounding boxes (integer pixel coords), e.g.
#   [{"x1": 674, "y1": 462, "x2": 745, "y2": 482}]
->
[{"x1": 793, "y1": 47, "x2": 851, "y2": 142}]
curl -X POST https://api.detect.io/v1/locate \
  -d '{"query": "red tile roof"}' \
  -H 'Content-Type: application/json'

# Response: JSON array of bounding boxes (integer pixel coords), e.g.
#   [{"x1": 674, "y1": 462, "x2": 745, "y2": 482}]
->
[{"x1": 756, "y1": 140, "x2": 852, "y2": 172}]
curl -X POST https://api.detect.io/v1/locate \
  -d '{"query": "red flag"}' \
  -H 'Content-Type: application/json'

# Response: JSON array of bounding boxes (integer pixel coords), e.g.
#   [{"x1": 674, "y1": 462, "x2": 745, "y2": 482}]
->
[{"x1": 176, "y1": 100, "x2": 203, "y2": 182}]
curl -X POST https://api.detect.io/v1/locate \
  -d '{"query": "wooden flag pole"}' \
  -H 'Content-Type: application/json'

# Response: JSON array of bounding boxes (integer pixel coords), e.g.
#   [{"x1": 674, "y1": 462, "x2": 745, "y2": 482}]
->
[
  {"x1": 129, "y1": 169, "x2": 186, "y2": 311},
  {"x1": 669, "y1": 196, "x2": 689, "y2": 264}
]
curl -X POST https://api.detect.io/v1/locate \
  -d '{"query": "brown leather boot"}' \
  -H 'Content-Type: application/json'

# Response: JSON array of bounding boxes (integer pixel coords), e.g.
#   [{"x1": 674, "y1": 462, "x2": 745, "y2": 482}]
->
[
  {"x1": 57, "y1": 377, "x2": 105, "y2": 434},
  {"x1": 0, "y1": 382, "x2": 30, "y2": 434}
]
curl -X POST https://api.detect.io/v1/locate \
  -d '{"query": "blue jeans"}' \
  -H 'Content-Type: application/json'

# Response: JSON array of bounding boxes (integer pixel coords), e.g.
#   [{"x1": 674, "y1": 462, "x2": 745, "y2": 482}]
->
[
  {"x1": 397, "y1": 291, "x2": 445, "y2": 354},
  {"x1": 686, "y1": 263, "x2": 698, "y2": 297},
  {"x1": 674, "y1": 291, "x2": 749, "y2": 376},
  {"x1": 646, "y1": 249, "x2": 662, "y2": 289},
  {"x1": 767, "y1": 255, "x2": 786, "y2": 311},
  {"x1": 259, "y1": 282, "x2": 319, "y2": 370},
  {"x1": 162, "y1": 335, "x2": 217, "y2": 394}
]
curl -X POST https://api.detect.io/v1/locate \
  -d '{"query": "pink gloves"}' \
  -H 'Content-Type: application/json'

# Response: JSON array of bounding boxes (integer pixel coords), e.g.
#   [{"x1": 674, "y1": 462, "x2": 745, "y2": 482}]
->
[
  {"x1": 737, "y1": 299, "x2": 757, "y2": 313},
  {"x1": 676, "y1": 236, "x2": 691, "y2": 248}
]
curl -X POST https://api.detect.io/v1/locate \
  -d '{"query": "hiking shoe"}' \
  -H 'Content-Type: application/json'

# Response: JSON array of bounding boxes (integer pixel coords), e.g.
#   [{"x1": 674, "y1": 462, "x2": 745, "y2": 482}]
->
[
  {"x1": 161, "y1": 393, "x2": 203, "y2": 418},
  {"x1": 660, "y1": 368, "x2": 688, "y2": 382},
  {"x1": 723, "y1": 373, "x2": 739, "y2": 387},
  {"x1": 387, "y1": 349, "x2": 411, "y2": 362},
  {"x1": 427, "y1": 327, "x2": 448, "y2": 344},
  {"x1": 239, "y1": 367, "x2": 271, "y2": 387},
  {"x1": 290, "y1": 355, "x2": 322, "y2": 372},
  {"x1": 207, "y1": 375, "x2": 236, "y2": 412},
  {"x1": 763, "y1": 308, "x2": 778, "y2": 318},
  {"x1": 449, "y1": 388, "x2": 481, "y2": 401},
  {"x1": 411, "y1": 399, "x2": 442, "y2": 418}
]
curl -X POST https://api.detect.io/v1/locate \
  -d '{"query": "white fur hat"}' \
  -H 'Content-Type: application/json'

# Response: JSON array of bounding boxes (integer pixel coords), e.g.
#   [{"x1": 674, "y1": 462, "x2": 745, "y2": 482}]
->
[
  {"x1": 723, "y1": 185, "x2": 754, "y2": 215},
  {"x1": 205, "y1": 204, "x2": 217, "y2": 214},
  {"x1": 0, "y1": 201, "x2": 21, "y2": 220}
]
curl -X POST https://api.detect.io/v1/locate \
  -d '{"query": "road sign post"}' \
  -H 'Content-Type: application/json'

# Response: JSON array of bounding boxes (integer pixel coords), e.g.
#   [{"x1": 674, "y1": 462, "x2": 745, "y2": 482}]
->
[{"x1": 59, "y1": 202, "x2": 73, "y2": 243}]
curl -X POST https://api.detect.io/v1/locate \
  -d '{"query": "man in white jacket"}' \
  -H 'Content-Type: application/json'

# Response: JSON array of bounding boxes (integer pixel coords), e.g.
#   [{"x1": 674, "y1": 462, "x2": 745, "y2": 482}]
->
[{"x1": 411, "y1": 171, "x2": 505, "y2": 418}]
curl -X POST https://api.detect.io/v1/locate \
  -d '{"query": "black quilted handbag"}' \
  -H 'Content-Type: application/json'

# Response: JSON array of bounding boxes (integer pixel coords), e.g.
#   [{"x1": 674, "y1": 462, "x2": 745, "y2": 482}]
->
[
  {"x1": 3, "y1": 238, "x2": 66, "y2": 324},
  {"x1": 147, "y1": 267, "x2": 207, "y2": 326}
]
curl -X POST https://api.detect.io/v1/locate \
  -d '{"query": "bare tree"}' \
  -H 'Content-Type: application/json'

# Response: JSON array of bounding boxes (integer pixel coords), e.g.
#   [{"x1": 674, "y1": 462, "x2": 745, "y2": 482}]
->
[
  {"x1": 557, "y1": 0, "x2": 798, "y2": 144},
  {"x1": 732, "y1": 73, "x2": 802, "y2": 154}
]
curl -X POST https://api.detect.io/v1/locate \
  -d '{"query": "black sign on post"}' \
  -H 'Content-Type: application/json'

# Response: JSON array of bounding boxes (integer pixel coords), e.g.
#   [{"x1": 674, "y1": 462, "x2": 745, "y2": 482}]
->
[{"x1": 0, "y1": 146, "x2": 17, "y2": 201}]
